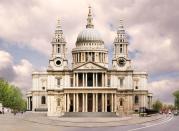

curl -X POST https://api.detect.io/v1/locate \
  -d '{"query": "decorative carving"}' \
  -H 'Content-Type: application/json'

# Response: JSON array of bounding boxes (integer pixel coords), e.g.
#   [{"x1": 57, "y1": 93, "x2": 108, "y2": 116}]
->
[
  {"x1": 78, "y1": 63, "x2": 103, "y2": 70},
  {"x1": 116, "y1": 96, "x2": 125, "y2": 116},
  {"x1": 56, "y1": 94, "x2": 65, "y2": 113}
]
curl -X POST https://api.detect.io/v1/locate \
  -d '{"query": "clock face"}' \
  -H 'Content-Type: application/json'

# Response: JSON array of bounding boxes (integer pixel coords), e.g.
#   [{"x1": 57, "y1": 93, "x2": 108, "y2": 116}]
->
[
  {"x1": 55, "y1": 58, "x2": 62, "y2": 66},
  {"x1": 117, "y1": 57, "x2": 126, "y2": 67}
]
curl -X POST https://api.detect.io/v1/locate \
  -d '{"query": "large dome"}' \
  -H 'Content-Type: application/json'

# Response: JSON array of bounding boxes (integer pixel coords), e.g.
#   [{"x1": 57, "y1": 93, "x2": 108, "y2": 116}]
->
[{"x1": 76, "y1": 28, "x2": 103, "y2": 43}]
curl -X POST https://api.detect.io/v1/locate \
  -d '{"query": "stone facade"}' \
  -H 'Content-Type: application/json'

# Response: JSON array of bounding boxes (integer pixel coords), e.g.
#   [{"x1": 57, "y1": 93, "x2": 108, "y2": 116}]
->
[{"x1": 26, "y1": 6, "x2": 152, "y2": 116}]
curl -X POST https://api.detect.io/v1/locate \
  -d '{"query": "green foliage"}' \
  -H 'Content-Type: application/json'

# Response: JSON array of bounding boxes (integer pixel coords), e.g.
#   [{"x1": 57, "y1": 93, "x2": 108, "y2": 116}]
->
[
  {"x1": 152, "y1": 100, "x2": 163, "y2": 111},
  {"x1": 173, "y1": 90, "x2": 179, "y2": 110},
  {"x1": 0, "y1": 79, "x2": 26, "y2": 111}
]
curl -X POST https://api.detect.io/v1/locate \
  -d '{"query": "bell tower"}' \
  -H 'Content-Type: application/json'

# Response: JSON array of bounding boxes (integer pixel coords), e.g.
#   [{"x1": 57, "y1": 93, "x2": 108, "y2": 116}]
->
[
  {"x1": 48, "y1": 19, "x2": 68, "y2": 71},
  {"x1": 112, "y1": 20, "x2": 132, "y2": 70}
]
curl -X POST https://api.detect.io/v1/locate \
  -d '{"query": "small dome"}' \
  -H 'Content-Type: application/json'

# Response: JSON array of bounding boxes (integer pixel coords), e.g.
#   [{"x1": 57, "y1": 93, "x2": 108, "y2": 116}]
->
[{"x1": 76, "y1": 28, "x2": 103, "y2": 43}]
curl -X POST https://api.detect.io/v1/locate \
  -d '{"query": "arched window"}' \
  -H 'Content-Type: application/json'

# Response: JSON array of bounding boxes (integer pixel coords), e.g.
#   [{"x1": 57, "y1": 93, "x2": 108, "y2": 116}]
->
[
  {"x1": 120, "y1": 44, "x2": 122, "y2": 53},
  {"x1": 135, "y1": 95, "x2": 139, "y2": 104},
  {"x1": 120, "y1": 99, "x2": 123, "y2": 106},
  {"x1": 41, "y1": 96, "x2": 46, "y2": 104},
  {"x1": 57, "y1": 44, "x2": 60, "y2": 53}
]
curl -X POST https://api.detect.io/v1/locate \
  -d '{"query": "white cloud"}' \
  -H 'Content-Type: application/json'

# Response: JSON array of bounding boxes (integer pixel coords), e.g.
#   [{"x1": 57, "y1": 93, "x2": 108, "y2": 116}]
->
[
  {"x1": 149, "y1": 78, "x2": 179, "y2": 104},
  {"x1": 12, "y1": 59, "x2": 33, "y2": 94},
  {"x1": 0, "y1": 50, "x2": 33, "y2": 93},
  {"x1": 128, "y1": 24, "x2": 179, "y2": 74},
  {"x1": 0, "y1": 50, "x2": 13, "y2": 69}
]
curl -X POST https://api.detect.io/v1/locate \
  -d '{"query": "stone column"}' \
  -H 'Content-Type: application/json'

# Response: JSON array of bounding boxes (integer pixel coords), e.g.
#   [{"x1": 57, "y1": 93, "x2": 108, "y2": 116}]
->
[
  {"x1": 77, "y1": 73, "x2": 79, "y2": 87},
  {"x1": 26, "y1": 97, "x2": 28, "y2": 110},
  {"x1": 101, "y1": 53, "x2": 103, "y2": 62},
  {"x1": 94, "y1": 73, "x2": 96, "y2": 87},
  {"x1": 103, "y1": 73, "x2": 105, "y2": 87},
  {"x1": 76, "y1": 93, "x2": 79, "y2": 112},
  {"x1": 86, "y1": 73, "x2": 87, "y2": 87},
  {"x1": 105, "y1": 73, "x2": 107, "y2": 87},
  {"x1": 103, "y1": 53, "x2": 105, "y2": 62},
  {"x1": 73, "y1": 73, "x2": 75, "y2": 87},
  {"x1": 60, "y1": 45, "x2": 62, "y2": 54},
  {"x1": 105, "y1": 94, "x2": 107, "y2": 112},
  {"x1": 104, "y1": 53, "x2": 105, "y2": 63},
  {"x1": 67, "y1": 93, "x2": 70, "y2": 112},
  {"x1": 102, "y1": 93, "x2": 104, "y2": 112},
  {"x1": 76, "y1": 53, "x2": 77, "y2": 62},
  {"x1": 73, "y1": 93, "x2": 76, "y2": 112},
  {"x1": 95, "y1": 93, "x2": 98, "y2": 112},
  {"x1": 82, "y1": 93, "x2": 85, "y2": 112},
  {"x1": 84, "y1": 52, "x2": 86, "y2": 62},
  {"x1": 93, "y1": 73, "x2": 95, "y2": 87},
  {"x1": 29, "y1": 97, "x2": 31, "y2": 110},
  {"x1": 93, "y1": 93, "x2": 95, "y2": 112},
  {"x1": 96, "y1": 73, "x2": 98, "y2": 87},
  {"x1": 102, "y1": 53, "x2": 103, "y2": 62},
  {"x1": 111, "y1": 94, "x2": 114, "y2": 112},
  {"x1": 114, "y1": 94, "x2": 116, "y2": 112},
  {"x1": 101, "y1": 73, "x2": 104, "y2": 87},
  {"x1": 85, "y1": 93, "x2": 88, "y2": 112},
  {"x1": 78, "y1": 53, "x2": 79, "y2": 62},
  {"x1": 64, "y1": 94, "x2": 66, "y2": 112},
  {"x1": 76, "y1": 54, "x2": 77, "y2": 63},
  {"x1": 83, "y1": 73, "x2": 84, "y2": 87}
]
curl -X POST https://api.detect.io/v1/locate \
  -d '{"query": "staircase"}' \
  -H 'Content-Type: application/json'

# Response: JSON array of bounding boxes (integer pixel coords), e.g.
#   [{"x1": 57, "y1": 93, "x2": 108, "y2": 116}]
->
[{"x1": 63, "y1": 112, "x2": 117, "y2": 117}]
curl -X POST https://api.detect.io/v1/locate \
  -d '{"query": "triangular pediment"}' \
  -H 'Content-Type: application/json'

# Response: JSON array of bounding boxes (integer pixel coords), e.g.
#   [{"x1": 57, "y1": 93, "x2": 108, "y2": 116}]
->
[{"x1": 74, "y1": 62, "x2": 107, "y2": 70}]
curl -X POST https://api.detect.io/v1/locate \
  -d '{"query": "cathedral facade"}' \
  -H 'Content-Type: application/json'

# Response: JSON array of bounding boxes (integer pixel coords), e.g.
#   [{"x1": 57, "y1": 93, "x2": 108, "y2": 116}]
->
[{"x1": 27, "y1": 7, "x2": 152, "y2": 116}]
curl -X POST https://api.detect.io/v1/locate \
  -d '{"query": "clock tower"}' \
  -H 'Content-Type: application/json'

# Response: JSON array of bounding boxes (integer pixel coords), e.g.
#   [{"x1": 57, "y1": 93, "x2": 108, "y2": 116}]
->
[
  {"x1": 112, "y1": 20, "x2": 132, "y2": 70},
  {"x1": 48, "y1": 19, "x2": 68, "y2": 71}
]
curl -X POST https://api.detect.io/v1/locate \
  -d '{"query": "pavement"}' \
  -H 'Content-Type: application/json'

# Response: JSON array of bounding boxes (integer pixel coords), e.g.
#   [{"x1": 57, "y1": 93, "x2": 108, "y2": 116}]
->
[
  {"x1": 22, "y1": 112, "x2": 165, "y2": 127},
  {"x1": 0, "y1": 112, "x2": 177, "y2": 131}
]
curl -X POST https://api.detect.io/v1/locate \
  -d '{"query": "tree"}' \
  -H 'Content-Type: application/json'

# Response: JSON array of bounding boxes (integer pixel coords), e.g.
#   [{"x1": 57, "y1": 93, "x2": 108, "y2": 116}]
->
[
  {"x1": 0, "y1": 78, "x2": 26, "y2": 111},
  {"x1": 173, "y1": 90, "x2": 179, "y2": 110},
  {"x1": 152, "y1": 100, "x2": 163, "y2": 111}
]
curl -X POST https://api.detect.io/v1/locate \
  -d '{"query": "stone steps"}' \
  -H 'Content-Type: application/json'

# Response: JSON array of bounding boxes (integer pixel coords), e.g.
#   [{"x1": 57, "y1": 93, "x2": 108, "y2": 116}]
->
[{"x1": 63, "y1": 112, "x2": 117, "y2": 117}]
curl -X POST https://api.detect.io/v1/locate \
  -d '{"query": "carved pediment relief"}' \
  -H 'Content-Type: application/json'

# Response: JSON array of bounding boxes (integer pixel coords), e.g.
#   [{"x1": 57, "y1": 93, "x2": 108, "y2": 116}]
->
[{"x1": 75, "y1": 62, "x2": 106, "y2": 70}]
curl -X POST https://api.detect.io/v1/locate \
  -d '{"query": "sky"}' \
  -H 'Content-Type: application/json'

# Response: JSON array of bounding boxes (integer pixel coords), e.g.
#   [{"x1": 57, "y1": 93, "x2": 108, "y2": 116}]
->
[{"x1": 0, "y1": 0, "x2": 179, "y2": 104}]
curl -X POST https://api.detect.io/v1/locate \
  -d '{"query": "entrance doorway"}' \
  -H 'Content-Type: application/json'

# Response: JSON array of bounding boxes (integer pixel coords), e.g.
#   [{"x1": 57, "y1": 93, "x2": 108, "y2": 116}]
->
[
  {"x1": 88, "y1": 93, "x2": 93, "y2": 112},
  {"x1": 79, "y1": 93, "x2": 82, "y2": 112},
  {"x1": 87, "y1": 73, "x2": 93, "y2": 87},
  {"x1": 69, "y1": 94, "x2": 73, "y2": 112},
  {"x1": 30, "y1": 97, "x2": 32, "y2": 111},
  {"x1": 107, "y1": 94, "x2": 111, "y2": 112},
  {"x1": 98, "y1": 93, "x2": 102, "y2": 112}
]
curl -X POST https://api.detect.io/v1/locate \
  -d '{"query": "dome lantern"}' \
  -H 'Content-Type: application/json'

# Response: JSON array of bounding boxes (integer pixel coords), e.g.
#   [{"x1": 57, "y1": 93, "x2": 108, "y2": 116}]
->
[{"x1": 86, "y1": 6, "x2": 94, "y2": 29}]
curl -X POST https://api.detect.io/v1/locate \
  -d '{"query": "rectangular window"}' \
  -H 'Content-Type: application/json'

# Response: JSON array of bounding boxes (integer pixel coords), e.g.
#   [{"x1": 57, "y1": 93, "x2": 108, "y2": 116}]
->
[
  {"x1": 70, "y1": 77, "x2": 73, "y2": 87},
  {"x1": 119, "y1": 78, "x2": 124, "y2": 88},
  {"x1": 134, "y1": 80, "x2": 139, "y2": 89},
  {"x1": 108, "y1": 79, "x2": 110, "y2": 87},
  {"x1": 57, "y1": 78, "x2": 61, "y2": 87},
  {"x1": 107, "y1": 75, "x2": 111, "y2": 87},
  {"x1": 41, "y1": 96, "x2": 46, "y2": 104}
]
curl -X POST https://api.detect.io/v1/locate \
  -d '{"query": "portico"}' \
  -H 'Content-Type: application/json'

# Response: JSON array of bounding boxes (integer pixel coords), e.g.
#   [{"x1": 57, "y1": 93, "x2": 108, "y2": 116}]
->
[
  {"x1": 64, "y1": 92, "x2": 116, "y2": 113},
  {"x1": 73, "y1": 72, "x2": 107, "y2": 87}
]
